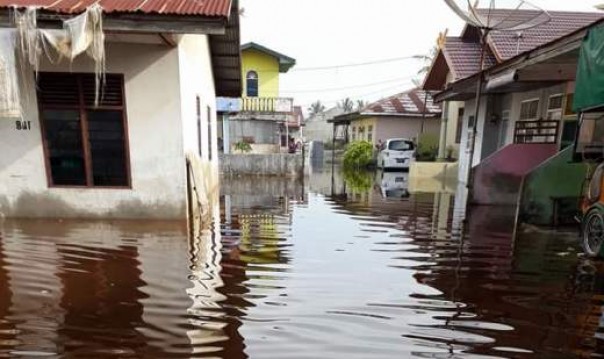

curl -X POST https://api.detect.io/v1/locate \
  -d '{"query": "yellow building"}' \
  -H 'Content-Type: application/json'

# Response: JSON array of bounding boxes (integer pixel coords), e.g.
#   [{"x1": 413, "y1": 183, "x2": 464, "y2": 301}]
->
[
  {"x1": 218, "y1": 43, "x2": 297, "y2": 154},
  {"x1": 241, "y1": 42, "x2": 296, "y2": 98}
]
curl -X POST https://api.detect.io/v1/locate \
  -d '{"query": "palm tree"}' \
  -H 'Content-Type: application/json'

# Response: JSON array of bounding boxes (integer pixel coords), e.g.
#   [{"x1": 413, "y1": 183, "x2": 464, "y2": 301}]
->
[
  {"x1": 413, "y1": 30, "x2": 447, "y2": 87},
  {"x1": 356, "y1": 100, "x2": 367, "y2": 112},
  {"x1": 338, "y1": 98, "x2": 354, "y2": 113},
  {"x1": 308, "y1": 100, "x2": 326, "y2": 117}
]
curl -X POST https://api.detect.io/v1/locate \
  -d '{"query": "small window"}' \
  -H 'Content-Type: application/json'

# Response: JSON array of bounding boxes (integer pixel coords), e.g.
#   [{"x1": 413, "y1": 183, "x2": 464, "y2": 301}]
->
[
  {"x1": 351, "y1": 126, "x2": 356, "y2": 141},
  {"x1": 455, "y1": 108, "x2": 465, "y2": 144},
  {"x1": 547, "y1": 94, "x2": 563, "y2": 121},
  {"x1": 246, "y1": 71, "x2": 259, "y2": 97},
  {"x1": 367, "y1": 125, "x2": 373, "y2": 142},
  {"x1": 38, "y1": 73, "x2": 130, "y2": 188},
  {"x1": 520, "y1": 99, "x2": 539, "y2": 121},
  {"x1": 388, "y1": 140, "x2": 415, "y2": 151}
]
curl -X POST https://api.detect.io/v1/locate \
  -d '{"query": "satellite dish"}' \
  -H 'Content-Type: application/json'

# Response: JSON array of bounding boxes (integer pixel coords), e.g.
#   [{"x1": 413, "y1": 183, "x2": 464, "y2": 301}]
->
[
  {"x1": 444, "y1": 0, "x2": 551, "y2": 32},
  {"x1": 442, "y1": 0, "x2": 551, "y2": 212}
]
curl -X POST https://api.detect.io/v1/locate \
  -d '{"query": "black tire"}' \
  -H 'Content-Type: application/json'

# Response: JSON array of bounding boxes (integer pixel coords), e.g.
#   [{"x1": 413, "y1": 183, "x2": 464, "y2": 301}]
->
[{"x1": 582, "y1": 209, "x2": 604, "y2": 258}]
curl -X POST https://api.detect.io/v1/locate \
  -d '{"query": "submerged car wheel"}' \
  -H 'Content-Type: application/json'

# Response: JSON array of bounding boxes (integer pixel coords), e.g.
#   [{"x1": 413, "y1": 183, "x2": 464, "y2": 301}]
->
[{"x1": 583, "y1": 209, "x2": 604, "y2": 258}]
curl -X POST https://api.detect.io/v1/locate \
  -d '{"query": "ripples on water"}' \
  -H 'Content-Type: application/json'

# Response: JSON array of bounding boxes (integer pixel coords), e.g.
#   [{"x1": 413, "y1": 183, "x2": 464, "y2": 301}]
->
[{"x1": 0, "y1": 173, "x2": 603, "y2": 358}]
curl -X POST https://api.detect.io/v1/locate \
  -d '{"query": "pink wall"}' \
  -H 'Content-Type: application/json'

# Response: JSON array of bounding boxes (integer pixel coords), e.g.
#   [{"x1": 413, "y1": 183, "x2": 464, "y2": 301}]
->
[
  {"x1": 373, "y1": 116, "x2": 440, "y2": 145},
  {"x1": 472, "y1": 144, "x2": 558, "y2": 205}
]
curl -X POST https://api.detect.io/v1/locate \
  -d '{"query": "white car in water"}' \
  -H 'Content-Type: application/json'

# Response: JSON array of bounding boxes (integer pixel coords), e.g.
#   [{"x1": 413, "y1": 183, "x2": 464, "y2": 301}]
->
[
  {"x1": 377, "y1": 138, "x2": 416, "y2": 170},
  {"x1": 377, "y1": 170, "x2": 410, "y2": 198}
]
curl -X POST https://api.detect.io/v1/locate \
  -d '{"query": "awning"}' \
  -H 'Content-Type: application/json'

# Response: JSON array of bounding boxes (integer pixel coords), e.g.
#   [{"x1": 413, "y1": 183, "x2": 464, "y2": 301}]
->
[{"x1": 574, "y1": 24, "x2": 604, "y2": 112}]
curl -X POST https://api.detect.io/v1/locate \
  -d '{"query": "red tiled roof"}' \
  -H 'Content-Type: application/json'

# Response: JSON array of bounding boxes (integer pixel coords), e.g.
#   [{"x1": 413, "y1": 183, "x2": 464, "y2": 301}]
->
[
  {"x1": 481, "y1": 9, "x2": 604, "y2": 60},
  {"x1": 0, "y1": 0, "x2": 232, "y2": 17},
  {"x1": 361, "y1": 88, "x2": 441, "y2": 117},
  {"x1": 425, "y1": 9, "x2": 604, "y2": 89},
  {"x1": 443, "y1": 37, "x2": 497, "y2": 80}
]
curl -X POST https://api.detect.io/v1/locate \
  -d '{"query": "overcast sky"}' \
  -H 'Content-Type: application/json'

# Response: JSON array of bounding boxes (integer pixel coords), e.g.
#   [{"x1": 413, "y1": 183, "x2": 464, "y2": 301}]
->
[{"x1": 239, "y1": 0, "x2": 602, "y2": 113}]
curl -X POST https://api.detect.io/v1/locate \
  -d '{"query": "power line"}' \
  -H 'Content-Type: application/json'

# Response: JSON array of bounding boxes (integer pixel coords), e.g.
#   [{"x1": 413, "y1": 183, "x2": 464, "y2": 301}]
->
[
  {"x1": 281, "y1": 75, "x2": 417, "y2": 94},
  {"x1": 291, "y1": 55, "x2": 420, "y2": 72},
  {"x1": 297, "y1": 81, "x2": 416, "y2": 109}
]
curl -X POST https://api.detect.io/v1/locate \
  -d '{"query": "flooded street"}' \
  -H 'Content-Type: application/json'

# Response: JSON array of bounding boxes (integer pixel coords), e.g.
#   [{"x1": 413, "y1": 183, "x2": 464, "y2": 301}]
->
[{"x1": 0, "y1": 169, "x2": 602, "y2": 358}]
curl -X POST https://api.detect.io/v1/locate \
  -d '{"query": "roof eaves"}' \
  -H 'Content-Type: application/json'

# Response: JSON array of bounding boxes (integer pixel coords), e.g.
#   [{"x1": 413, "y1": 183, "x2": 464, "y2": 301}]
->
[
  {"x1": 435, "y1": 17, "x2": 604, "y2": 103},
  {"x1": 241, "y1": 41, "x2": 296, "y2": 72},
  {"x1": 421, "y1": 47, "x2": 446, "y2": 90}
]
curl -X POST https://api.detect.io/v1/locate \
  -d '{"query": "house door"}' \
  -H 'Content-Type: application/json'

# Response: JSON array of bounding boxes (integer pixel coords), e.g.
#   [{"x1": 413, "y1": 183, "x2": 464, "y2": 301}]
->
[{"x1": 498, "y1": 111, "x2": 510, "y2": 149}]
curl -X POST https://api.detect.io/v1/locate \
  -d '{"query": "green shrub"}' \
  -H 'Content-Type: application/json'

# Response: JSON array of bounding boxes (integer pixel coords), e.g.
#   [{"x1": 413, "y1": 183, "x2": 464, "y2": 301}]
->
[
  {"x1": 417, "y1": 133, "x2": 439, "y2": 162},
  {"x1": 343, "y1": 141, "x2": 374, "y2": 168},
  {"x1": 234, "y1": 141, "x2": 252, "y2": 153},
  {"x1": 343, "y1": 169, "x2": 373, "y2": 193}
]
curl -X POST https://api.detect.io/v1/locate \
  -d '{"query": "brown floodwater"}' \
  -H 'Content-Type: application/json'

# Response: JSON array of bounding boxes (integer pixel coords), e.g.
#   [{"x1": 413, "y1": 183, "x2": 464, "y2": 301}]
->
[{"x1": 0, "y1": 169, "x2": 603, "y2": 358}]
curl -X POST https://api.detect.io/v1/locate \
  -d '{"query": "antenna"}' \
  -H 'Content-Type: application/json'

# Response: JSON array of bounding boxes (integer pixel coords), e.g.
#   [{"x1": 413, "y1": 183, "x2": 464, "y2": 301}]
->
[
  {"x1": 444, "y1": 0, "x2": 550, "y2": 32},
  {"x1": 442, "y1": 0, "x2": 551, "y2": 210}
]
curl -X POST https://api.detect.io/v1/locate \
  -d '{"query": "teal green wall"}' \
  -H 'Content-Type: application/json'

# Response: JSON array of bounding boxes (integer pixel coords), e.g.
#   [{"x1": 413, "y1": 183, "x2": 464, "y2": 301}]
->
[{"x1": 520, "y1": 146, "x2": 588, "y2": 226}]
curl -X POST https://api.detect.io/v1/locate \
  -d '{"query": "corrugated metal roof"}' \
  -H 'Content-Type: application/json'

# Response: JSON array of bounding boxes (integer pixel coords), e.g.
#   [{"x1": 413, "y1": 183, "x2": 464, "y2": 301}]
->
[
  {"x1": 0, "y1": 0, "x2": 232, "y2": 17},
  {"x1": 361, "y1": 88, "x2": 441, "y2": 117},
  {"x1": 481, "y1": 9, "x2": 604, "y2": 60}
]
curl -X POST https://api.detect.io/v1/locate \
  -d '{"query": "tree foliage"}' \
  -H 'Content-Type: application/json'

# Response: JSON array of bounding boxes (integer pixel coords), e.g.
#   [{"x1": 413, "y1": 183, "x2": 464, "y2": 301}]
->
[
  {"x1": 338, "y1": 98, "x2": 355, "y2": 113},
  {"x1": 343, "y1": 141, "x2": 374, "y2": 169},
  {"x1": 356, "y1": 100, "x2": 367, "y2": 111},
  {"x1": 308, "y1": 101, "x2": 326, "y2": 117}
]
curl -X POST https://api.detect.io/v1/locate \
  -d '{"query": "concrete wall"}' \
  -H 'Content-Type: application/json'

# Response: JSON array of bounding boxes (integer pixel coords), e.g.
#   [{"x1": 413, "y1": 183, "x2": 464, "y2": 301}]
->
[
  {"x1": 220, "y1": 154, "x2": 303, "y2": 177},
  {"x1": 409, "y1": 162, "x2": 458, "y2": 194},
  {"x1": 0, "y1": 35, "x2": 217, "y2": 219},
  {"x1": 519, "y1": 146, "x2": 588, "y2": 226},
  {"x1": 241, "y1": 49, "x2": 279, "y2": 97}
]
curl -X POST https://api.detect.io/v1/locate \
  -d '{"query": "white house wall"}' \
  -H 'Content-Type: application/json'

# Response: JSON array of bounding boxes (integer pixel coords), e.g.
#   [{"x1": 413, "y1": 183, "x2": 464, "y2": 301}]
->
[
  {"x1": 0, "y1": 41, "x2": 190, "y2": 219},
  {"x1": 457, "y1": 97, "x2": 488, "y2": 184},
  {"x1": 456, "y1": 83, "x2": 568, "y2": 184},
  {"x1": 505, "y1": 84, "x2": 566, "y2": 145},
  {"x1": 176, "y1": 34, "x2": 220, "y2": 196}
]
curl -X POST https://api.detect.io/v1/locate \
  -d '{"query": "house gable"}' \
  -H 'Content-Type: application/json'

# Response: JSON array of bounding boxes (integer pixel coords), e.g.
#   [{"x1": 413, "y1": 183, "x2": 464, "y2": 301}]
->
[{"x1": 242, "y1": 49, "x2": 281, "y2": 98}]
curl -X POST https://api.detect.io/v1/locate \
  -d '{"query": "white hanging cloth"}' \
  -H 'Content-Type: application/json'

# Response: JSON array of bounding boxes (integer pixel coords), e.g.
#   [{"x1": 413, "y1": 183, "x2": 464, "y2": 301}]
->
[{"x1": 0, "y1": 30, "x2": 21, "y2": 118}]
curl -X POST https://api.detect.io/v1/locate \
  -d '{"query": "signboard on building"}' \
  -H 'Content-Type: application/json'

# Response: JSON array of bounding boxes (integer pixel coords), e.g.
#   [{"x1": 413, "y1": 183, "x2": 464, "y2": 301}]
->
[
  {"x1": 216, "y1": 97, "x2": 242, "y2": 113},
  {"x1": 275, "y1": 98, "x2": 293, "y2": 113}
]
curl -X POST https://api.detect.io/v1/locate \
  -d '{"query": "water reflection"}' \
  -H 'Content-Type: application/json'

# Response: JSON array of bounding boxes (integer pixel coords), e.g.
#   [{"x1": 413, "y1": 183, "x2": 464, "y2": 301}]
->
[{"x1": 2, "y1": 169, "x2": 604, "y2": 357}]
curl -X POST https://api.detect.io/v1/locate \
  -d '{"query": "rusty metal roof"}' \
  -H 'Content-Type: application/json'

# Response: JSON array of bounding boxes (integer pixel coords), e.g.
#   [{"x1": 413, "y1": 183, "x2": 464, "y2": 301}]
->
[
  {"x1": 360, "y1": 89, "x2": 441, "y2": 117},
  {"x1": 0, "y1": 0, "x2": 232, "y2": 17},
  {"x1": 330, "y1": 89, "x2": 441, "y2": 124}
]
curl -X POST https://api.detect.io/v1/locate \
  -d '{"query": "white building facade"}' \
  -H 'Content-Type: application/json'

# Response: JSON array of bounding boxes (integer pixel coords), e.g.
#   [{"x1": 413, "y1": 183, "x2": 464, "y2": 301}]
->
[{"x1": 0, "y1": 2, "x2": 241, "y2": 219}]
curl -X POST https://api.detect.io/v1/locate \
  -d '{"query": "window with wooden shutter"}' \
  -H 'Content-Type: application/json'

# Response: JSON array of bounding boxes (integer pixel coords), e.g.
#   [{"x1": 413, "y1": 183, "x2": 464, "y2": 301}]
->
[{"x1": 38, "y1": 73, "x2": 130, "y2": 188}]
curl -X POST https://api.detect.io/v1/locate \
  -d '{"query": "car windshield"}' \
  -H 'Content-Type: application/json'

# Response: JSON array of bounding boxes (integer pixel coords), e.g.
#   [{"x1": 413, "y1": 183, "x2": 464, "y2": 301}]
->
[{"x1": 388, "y1": 140, "x2": 414, "y2": 151}]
